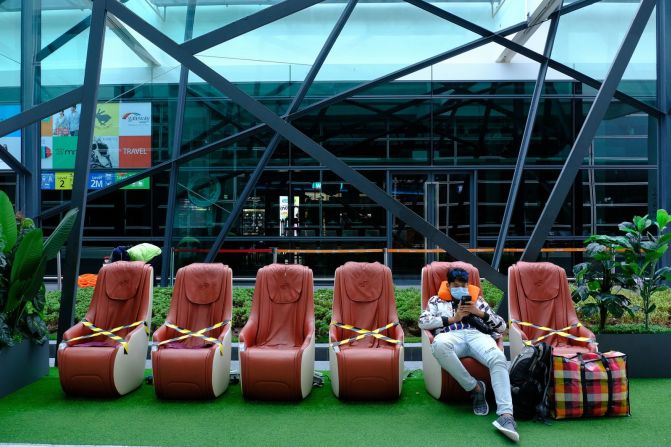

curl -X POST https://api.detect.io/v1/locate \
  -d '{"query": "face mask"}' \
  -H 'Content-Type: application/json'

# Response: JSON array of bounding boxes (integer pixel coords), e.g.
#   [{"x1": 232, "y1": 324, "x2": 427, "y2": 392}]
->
[{"x1": 450, "y1": 287, "x2": 469, "y2": 299}]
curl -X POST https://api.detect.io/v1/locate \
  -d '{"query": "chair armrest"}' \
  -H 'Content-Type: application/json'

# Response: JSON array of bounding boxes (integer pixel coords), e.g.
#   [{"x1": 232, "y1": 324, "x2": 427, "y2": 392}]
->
[
  {"x1": 217, "y1": 323, "x2": 232, "y2": 342},
  {"x1": 124, "y1": 323, "x2": 149, "y2": 342},
  {"x1": 576, "y1": 324, "x2": 598, "y2": 351},
  {"x1": 61, "y1": 322, "x2": 87, "y2": 347},
  {"x1": 391, "y1": 324, "x2": 405, "y2": 344},
  {"x1": 422, "y1": 328, "x2": 435, "y2": 343},
  {"x1": 152, "y1": 324, "x2": 168, "y2": 343},
  {"x1": 239, "y1": 318, "x2": 257, "y2": 349},
  {"x1": 300, "y1": 331, "x2": 313, "y2": 352}
]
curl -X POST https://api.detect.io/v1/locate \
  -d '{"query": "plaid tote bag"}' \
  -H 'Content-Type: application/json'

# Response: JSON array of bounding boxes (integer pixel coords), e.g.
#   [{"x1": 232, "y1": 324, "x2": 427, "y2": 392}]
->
[{"x1": 551, "y1": 351, "x2": 630, "y2": 419}]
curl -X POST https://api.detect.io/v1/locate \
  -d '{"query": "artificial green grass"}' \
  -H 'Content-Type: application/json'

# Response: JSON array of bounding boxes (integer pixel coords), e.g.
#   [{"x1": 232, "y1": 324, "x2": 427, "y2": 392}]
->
[{"x1": 0, "y1": 369, "x2": 670, "y2": 447}]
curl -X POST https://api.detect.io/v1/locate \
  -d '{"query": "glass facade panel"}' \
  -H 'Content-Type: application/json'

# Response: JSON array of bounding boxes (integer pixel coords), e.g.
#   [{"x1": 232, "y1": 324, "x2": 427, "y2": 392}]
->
[
  {"x1": 39, "y1": 7, "x2": 90, "y2": 98},
  {"x1": 4, "y1": 1, "x2": 665, "y2": 281},
  {"x1": 312, "y1": 3, "x2": 479, "y2": 85}
]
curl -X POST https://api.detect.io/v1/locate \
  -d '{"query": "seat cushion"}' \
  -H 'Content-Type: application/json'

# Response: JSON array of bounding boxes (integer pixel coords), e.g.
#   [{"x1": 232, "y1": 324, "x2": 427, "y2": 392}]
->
[
  {"x1": 337, "y1": 345, "x2": 400, "y2": 400},
  {"x1": 152, "y1": 347, "x2": 216, "y2": 399},
  {"x1": 241, "y1": 346, "x2": 303, "y2": 401},
  {"x1": 57, "y1": 345, "x2": 118, "y2": 397}
]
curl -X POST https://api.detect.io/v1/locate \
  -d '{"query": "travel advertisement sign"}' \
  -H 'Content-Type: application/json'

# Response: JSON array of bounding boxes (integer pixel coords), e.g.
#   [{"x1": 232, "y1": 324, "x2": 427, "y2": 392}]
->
[{"x1": 40, "y1": 102, "x2": 152, "y2": 171}]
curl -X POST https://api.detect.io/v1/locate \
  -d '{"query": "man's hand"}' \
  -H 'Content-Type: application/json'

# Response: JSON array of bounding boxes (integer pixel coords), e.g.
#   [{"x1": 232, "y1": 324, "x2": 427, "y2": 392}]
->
[
  {"x1": 453, "y1": 302, "x2": 471, "y2": 322},
  {"x1": 459, "y1": 301, "x2": 485, "y2": 318}
]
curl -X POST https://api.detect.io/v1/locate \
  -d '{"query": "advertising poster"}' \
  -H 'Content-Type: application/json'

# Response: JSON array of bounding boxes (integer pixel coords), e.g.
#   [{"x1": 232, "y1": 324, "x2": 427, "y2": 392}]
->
[
  {"x1": 0, "y1": 137, "x2": 21, "y2": 171},
  {"x1": 41, "y1": 116, "x2": 52, "y2": 137},
  {"x1": 88, "y1": 172, "x2": 116, "y2": 190},
  {"x1": 52, "y1": 136, "x2": 77, "y2": 169},
  {"x1": 116, "y1": 172, "x2": 150, "y2": 190},
  {"x1": 41, "y1": 172, "x2": 55, "y2": 190},
  {"x1": 0, "y1": 104, "x2": 21, "y2": 170},
  {"x1": 0, "y1": 104, "x2": 21, "y2": 137},
  {"x1": 55, "y1": 172, "x2": 74, "y2": 190},
  {"x1": 119, "y1": 103, "x2": 151, "y2": 136},
  {"x1": 94, "y1": 103, "x2": 119, "y2": 136},
  {"x1": 91, "y1": 136, "x2": 120, "y2": 169},
  {"x1": 119, "y1": 136, "x2": 151, "y2": 168},
  {"x1": 41, "y1": 136, "x2": 53, "y2": 170},
  {"x1": 40, "y1": 102, "x2": 152, "y2": 184}
]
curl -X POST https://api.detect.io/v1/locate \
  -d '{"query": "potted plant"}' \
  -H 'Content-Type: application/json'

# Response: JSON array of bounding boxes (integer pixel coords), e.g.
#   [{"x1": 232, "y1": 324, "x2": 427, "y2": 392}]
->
[
  {"x1": 617, "y1": 210, "x2": 671, "y2": 330},
  {"x1": 572, "y1": 236, "x2": 638, "y2": 333},
  {"x1": 579, "y1": 209, "x2": 671, "y2": 378},
  {"x1": 0, "y1": 191, "x2": 78, "y2": 397}
]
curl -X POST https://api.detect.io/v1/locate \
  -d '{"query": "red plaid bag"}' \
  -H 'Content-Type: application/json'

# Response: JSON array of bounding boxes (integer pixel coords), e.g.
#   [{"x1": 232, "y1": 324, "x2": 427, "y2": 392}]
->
[{"x1": 551, "y1": 351, "x2": 630, "y2": 419}]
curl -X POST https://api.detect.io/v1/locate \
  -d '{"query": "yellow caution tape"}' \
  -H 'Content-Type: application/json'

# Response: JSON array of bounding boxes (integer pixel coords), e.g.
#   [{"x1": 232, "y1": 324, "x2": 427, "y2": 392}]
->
[
  {"x1": 330, "y1": 321, "x2": 402, "y2": 351},
  {"x1": 65, "y1": 320, "x2": 147, "y2": 354},
  {"x1": 510, "y1": 320, "x2": 594, "y2": 346},
  {"x1": 158, "y1": 320, "x2": 230, "y2": 355}
]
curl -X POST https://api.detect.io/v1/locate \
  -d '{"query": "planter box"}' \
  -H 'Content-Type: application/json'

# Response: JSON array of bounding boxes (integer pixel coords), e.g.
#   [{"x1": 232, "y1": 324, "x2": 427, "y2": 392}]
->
[
  {"x1": 596, "y1": 333, "x2": 671, "y2": 378},
  {"x1": 0, "y1": 339, "x2": 49, "y2": 398}
]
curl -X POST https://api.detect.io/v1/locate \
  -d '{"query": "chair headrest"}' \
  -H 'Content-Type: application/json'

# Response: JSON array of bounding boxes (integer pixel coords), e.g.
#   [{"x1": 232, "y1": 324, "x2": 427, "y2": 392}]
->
[
  {"x1": 342, "y1": 262, "x2": 385, "y2": 302},
  {"x1": 183, "y1": 264, "x2": 225, "y2": 305},
  {"x1": 104, "y1": 261, "x2": 146, "y2": 301},
  {"x1": 428, "y1": 261, "x2": 479, "y2": 295},
  {"x1": 266, "y1": 264, "x2": 305, "y2": 303},
  {"x1": 516, "y1": 261, "x2": 560, "y2": 302}
]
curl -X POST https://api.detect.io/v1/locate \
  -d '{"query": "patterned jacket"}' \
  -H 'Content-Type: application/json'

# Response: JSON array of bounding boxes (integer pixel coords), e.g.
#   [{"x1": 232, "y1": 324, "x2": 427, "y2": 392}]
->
[{"x1": 418, "y1": 295, "x2": 507, "y2": 339}]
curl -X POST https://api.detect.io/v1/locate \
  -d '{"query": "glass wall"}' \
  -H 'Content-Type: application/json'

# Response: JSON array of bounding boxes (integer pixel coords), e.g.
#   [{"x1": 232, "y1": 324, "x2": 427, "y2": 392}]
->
[
  {"x1": 25, "y1": 78, "x2": 656, "y2": 278},
  {"x1": 0, "y1": 0, "x2": 661, "y2": 280}
]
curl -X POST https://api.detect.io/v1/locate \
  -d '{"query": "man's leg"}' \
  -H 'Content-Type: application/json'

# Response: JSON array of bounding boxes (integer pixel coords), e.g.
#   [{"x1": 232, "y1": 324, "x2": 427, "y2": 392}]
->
[
  {"x1": 430, "y1": 331, "x2": 476, "y2": 392},
  {"x1": 466, "y1": 332, "x2": 513, "y2": 416}
]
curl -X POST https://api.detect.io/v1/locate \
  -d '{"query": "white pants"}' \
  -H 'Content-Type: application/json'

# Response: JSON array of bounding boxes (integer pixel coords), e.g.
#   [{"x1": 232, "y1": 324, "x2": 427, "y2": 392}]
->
[{"x1": 431, "y1": 329, "x2": 513, "y2": 416}]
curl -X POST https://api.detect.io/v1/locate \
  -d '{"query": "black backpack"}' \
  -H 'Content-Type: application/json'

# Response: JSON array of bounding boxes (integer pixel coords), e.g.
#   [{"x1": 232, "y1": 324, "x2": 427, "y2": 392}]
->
[{"x1": 509, "y1": 342, "x2": 553, "y2": 421}]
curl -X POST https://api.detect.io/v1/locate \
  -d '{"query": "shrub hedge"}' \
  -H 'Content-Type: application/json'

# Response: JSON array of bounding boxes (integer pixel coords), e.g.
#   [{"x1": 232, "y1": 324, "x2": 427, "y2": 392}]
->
[
  {"x1": 45, "y1": 280, "x2": 671, "y2": 339},
  {"x1": 44, "y1": 280, "x2": 505, "y2": 340}
]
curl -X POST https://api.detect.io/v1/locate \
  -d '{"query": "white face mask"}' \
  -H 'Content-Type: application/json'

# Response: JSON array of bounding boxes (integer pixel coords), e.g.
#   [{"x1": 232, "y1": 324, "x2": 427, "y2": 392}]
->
[{"x1": 450, "y1": 287, "x2": 470, "y2": 299}]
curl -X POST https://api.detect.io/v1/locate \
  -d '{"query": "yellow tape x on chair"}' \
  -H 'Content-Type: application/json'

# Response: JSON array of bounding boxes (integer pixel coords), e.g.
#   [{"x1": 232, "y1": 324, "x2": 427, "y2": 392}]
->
[
  {"x1": 329, "y1": 262, "x2": 404, "y2": 400},
  {"x1": 151, "y1": 263, "x2": 233, "y2": 399},
  {"x1": 58, "y1": 261, "x2": 153, "y2": 397},
  {"x1": 508, "y1": 261, "x2": 598, "y2": 359}
]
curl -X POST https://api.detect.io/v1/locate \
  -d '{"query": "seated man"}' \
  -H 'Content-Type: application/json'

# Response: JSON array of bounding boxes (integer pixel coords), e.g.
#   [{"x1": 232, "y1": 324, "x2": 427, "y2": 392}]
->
[{"x1": 418, "y1": 267, "x2": 519, "y2": 442}]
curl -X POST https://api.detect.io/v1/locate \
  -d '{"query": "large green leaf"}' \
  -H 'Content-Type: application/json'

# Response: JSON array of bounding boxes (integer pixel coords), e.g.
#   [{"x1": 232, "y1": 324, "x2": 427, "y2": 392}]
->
[
  {"x1": 11, "y1": 259, "x2": 47, "y2": 314},
  {"x1": 0, "y1": 191, "x2": 17, "y2": 254},
  {"x1": 618, "y1": 221, "x2": 636, "y2": 234},
  {"x1": 6, "y1": 278, "x2": 30, "y2": 313},
  {"x1": 656, "y1": 209, "x2": 671, "y2": 229},
  {"x1": 42, "y1": 208, "x2": 78, "y2": 261},
  {"x1": 10, "y1": 228, "x2": 43, "y2": 284}
]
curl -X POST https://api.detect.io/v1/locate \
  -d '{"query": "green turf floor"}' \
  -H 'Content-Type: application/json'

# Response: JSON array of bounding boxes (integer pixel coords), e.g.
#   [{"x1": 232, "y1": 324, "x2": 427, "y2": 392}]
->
[{"x1": 0, "y1": 369, "x2": 670, "y2": 447}]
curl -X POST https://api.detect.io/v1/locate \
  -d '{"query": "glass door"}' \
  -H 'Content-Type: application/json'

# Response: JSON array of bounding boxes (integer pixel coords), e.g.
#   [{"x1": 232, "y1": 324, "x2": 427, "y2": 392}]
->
[{"x1": 391, "y1": 172, "x2": 474, "y2": 279}]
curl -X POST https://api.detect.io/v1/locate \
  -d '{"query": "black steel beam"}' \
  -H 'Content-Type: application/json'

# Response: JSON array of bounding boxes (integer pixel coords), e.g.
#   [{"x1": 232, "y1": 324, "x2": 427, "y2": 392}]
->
[
  {"x1": 404, "y1": 0, "x2": 661, "y2": 118},
  {"x1": 0, "y1": 88, "x2": 84, "y2": 142},
  {"x1": 521, "y1": 0, "x2": 656, "y2": 261},
  {"x1": 181, "y1": 0, "x2": 324, "y2": 55},
  {"x1": 492, "y1": 13, "x2": 560, "y2": 270},
  {"x1": 57, "y1": 0, "x2": 108, "y2": 348},
  {"x1": 36, "y1": 15, "x2": 91, "y2": 62},
  {"x1": 107, "y1": 0, "x2": 509, "y2": 289},
  {"x1": 160, "y1": 0, "x2": 196, "y2": 287},
  {"x1": 20, "y1": 0, "x2": 41, "y2": 218},
  {"x1": 204, "y1": 0, "x2": 358, "y2": 262},
  {"x1": 0, "y1": 145, "x2": 29, "y2": 175}
]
